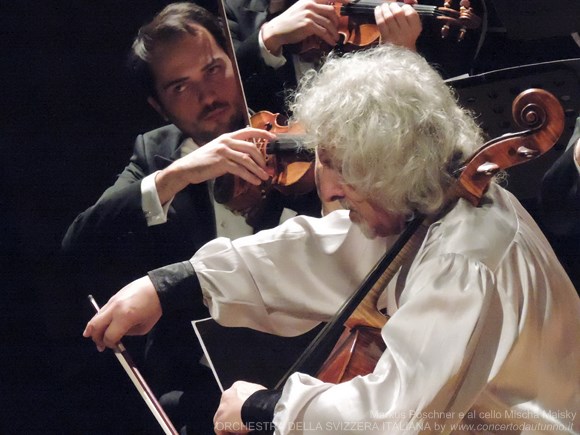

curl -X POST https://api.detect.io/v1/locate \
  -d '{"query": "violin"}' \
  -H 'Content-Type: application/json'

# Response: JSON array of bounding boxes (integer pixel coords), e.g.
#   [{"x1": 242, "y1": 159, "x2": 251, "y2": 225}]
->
[
  {"x1": 213, "y1": 111, "x2": 316, "y2": 225},
  {"x1": 296, "y1": 0, "x2": 482, "y2": 63},
  {"x1": 276, "y1": 88, "x2": 565, "y2": 386},
  {"x1": 212, "y1": 0, "x2": 317, "y2": 225}
]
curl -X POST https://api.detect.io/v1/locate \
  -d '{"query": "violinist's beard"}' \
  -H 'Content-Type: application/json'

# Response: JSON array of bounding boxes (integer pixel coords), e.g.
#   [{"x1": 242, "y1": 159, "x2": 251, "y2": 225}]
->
[{"x1": 193, "y1": 104, "x2": 246, "y2": 145}]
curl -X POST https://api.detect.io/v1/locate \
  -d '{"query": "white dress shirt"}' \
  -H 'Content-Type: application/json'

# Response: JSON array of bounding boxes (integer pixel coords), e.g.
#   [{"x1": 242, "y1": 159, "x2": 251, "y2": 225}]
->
[{"x1": 191, "y1": 183, "x2": 580, "y2": 434}]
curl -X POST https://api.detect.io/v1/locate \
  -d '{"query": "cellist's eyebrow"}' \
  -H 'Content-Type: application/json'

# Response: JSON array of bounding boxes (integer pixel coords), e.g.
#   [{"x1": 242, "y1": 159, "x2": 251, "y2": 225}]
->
[{"x1": 318, "y1": 148, "x2": 342, "y2": 172}]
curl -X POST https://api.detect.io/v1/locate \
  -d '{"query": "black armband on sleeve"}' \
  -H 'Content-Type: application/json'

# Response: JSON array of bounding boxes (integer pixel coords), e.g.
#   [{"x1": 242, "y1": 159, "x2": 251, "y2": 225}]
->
[
  {"x1": 241, "y1": 389, "x2": 282, "y2": 434},
  {"x1": 147, "y1": 261, "x2": 202, "y2": 315}
]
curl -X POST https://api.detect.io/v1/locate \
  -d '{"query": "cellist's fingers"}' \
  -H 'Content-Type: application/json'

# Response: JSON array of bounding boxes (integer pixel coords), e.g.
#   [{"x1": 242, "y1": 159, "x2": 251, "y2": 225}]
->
[
  {"x1": 83, "y1": 276, "x2": 162, "y2": 351},
  {"x1": 83, "y1": 309, "x2": 113, "y2": 352}
]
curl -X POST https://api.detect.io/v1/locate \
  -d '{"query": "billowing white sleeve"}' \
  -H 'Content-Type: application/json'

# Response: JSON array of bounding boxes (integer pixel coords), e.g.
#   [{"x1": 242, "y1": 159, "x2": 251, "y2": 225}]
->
[
  {"x1": 190, "y1": 210, "x2": 388, "y2": 337},
  {"x1": 272, "y1": 254, "x2": 502, "y2": 434}
]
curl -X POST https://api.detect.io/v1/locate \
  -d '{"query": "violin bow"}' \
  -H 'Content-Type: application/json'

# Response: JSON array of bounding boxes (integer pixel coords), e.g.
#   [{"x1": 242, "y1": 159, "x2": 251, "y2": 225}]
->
[
  {"x1": 88, "y1": 295, "x2": 179, "y2": 435},
  {"x1": 216, "y1": 0, "x2": 251, "y2": 127}
]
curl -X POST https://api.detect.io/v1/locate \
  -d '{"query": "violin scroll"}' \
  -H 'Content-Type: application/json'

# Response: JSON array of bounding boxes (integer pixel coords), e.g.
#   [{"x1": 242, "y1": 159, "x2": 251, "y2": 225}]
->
[
  {"x1": 295, "y1": 0, "x2": 483, "y2": 62},
  {"x1": 440, "y1": 0, "x2": 481, "y2": 41}
]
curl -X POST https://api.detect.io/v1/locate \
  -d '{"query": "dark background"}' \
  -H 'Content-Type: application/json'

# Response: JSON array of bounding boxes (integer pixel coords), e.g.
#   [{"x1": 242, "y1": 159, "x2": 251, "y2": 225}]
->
[
  {"x1": 1, "y1": 1, "x2": 579, "y2": 434},
  {"x1": 2, "y1": 2, "x2": 175, "y2": 434}
]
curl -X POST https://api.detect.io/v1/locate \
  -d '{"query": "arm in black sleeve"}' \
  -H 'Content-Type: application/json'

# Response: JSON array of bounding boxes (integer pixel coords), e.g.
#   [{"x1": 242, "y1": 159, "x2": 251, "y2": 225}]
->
[
  {"x1": 225, "y1": 2, "x2": 296, "y2": 115},
  {"x1": 148, "y1": 260, "x2": 203, "y2": 315},
  {"x1": 61, "y1": 134, "x2": 150, "y2": 254},
  {"x1": 234, "y1": 29, "x2": 269, "y2": 80},
  {"x1": 241, "y1": 389, "x2": 283, "y2": 434}
]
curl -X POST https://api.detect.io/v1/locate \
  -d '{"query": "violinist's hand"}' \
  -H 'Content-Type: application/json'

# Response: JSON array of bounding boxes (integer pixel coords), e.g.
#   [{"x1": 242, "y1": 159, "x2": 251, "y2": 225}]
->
[
  {"x1": 375, "y1": 0, "x2": 422, "y2": 51},
  {"x1": 261, "y1": 0, "x2": 340, "y2": 56},
  {"x1": 83, "y1": 276, "x2": 161, "y2": 352},
  {"x1": 155, "y1": 127, "x2": 275, "y2": 205},
  {"x1": 214, "y1": 381, "x2": 267, "y2": 435}
]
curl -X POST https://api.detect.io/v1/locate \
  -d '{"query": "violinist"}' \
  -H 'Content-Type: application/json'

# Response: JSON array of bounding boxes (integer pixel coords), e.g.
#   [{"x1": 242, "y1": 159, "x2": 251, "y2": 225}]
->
[
  {"x1": 227, "y1": 0, "x2": 421, "y2": 114},
  {"x1": 62, "y1": 3, "x2": 319, "y2": 433},
  {"x1": 84, "y1": 45, "x2": 579, "y2": 434}
]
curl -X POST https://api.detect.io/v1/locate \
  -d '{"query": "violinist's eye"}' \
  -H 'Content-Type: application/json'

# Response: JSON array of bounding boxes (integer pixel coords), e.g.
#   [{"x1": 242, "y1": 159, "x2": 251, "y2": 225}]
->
[
  {"x1": 173, "y1": 83, "x2": 187, "y2": 94},
  {"x1": 207, "y1": 64, "x2": 222, "y2": 76}
]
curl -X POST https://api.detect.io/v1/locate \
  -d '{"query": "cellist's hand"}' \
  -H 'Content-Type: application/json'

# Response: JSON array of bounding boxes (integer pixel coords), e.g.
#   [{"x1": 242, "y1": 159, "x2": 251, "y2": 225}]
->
[
  {"x1": 214, "y1": 381, "x2": 267, "y2": 435},
  {"x1": 261, "y1": 0, "x2": 340, "y2": 56},
  {"x1": 375, "y1": 0, "x2": 422, "y2": 51},
  {"x1": 83, "y1": 276, "x2": 162, "y2": 352}
]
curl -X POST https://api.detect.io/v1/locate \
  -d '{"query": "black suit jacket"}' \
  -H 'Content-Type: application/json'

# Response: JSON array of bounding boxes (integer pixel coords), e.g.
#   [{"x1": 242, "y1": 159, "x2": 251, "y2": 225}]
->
[
  {"x1": 539, "y1": 116, "x2": 580, "y2": 292},
  {"x1": 62, "y1": 124, "x2": 223, "y2": 415},
  {"x1": 62, "y1": 124, "x2": 217, "y2": 300},
  {"x1": 226, "y1": 0, "x2": 297, "y2": 115},
  {"x1": 62, "y1": 120, "x2": 320, "y2": 431}
]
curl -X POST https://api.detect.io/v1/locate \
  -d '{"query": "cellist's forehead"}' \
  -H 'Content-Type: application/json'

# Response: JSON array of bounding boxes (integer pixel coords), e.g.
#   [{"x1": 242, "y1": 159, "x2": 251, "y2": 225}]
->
[{"x1": 317, "y1": 147, "x2": 342, "y2": 172}]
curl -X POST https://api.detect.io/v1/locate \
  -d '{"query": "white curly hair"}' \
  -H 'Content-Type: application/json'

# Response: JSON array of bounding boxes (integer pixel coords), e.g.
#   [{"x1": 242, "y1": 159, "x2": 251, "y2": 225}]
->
[{"x1": 290, "y1": 44, "x2": 484, "y2": 215}]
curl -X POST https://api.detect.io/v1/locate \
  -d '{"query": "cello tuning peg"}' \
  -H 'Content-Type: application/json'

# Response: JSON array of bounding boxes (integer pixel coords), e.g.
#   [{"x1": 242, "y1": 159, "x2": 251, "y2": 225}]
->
[
  {"x1": 517, "y1": 145, "x2": 540, "y2": 158},
  {"x1": 476, "y1": 162, "x2": 500, "y2": 176}
]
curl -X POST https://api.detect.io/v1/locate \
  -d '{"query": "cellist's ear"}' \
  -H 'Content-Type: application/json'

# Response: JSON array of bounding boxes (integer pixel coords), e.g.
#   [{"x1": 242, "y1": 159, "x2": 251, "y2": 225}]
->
[{"x1": 147, "y1": 96, "x2": 169, "y2": 121}]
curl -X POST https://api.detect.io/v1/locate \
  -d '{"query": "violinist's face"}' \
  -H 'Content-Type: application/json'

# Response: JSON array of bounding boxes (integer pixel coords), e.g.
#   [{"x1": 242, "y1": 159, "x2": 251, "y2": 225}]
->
[
  {"x1": 315, "y1": 148, "x2": 406, "y2": 238},
  {"x1": 147, "y1": 25, "x2": 245, "y2": 145}
]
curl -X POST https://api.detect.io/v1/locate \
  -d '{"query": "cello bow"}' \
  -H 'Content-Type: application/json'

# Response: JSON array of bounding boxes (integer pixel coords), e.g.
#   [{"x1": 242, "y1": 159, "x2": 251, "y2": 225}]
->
[{"x1": 88, "y1": 295, "x2": 179, "y2": 435}]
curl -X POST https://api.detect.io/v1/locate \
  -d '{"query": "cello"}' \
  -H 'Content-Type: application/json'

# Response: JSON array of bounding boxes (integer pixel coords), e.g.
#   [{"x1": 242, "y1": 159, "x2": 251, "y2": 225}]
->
[{"x1": 275, "y1": 87, "x2": 565, "y2": 386}]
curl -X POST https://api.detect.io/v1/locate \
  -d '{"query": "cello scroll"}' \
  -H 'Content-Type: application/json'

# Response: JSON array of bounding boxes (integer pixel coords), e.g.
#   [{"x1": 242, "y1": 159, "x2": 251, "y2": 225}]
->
[
  {"x1": 456, "y1": 88, "x2": 565, "y2": 206},
  {"x1": 278, "y1": 88, "x2": 565, "y2": 387}
]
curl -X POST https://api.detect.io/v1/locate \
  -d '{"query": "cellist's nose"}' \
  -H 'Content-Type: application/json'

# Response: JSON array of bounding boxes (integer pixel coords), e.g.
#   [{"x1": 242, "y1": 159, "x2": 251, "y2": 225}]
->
[{"x1": 315, "y1": 162, "x2": 345, "y2": 203}]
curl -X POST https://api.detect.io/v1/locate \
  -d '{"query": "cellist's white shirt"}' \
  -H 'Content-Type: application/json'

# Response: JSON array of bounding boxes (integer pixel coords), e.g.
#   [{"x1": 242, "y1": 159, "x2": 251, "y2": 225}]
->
[
  {"x1": 190, "y1": 183, "x2": 580, "y2": 434},
  {"x1": 192, "y1": 208, "x2": 390, "y2": 336}
]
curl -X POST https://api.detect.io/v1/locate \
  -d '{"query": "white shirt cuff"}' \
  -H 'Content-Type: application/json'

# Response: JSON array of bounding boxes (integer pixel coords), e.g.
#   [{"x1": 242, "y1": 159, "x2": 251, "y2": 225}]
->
[
  {"x1": 141, "y1": 171, "x2": 172, "y2": 226},
  {"x1": 574, "y1": 142, "x2": 580, "y2": 175},
  {"x1": 259, "y1": 26, "x2": 287, "y2": 69}
]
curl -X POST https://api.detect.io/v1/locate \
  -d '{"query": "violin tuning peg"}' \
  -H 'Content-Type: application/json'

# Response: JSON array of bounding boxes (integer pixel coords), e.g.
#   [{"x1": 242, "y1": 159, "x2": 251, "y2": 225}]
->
[
  {"x1": 440, "y1": 24, "x2": 450, "y2": 39},
  {"x1": 457, "y1": 27, "x2": 467, "y2": 41}
]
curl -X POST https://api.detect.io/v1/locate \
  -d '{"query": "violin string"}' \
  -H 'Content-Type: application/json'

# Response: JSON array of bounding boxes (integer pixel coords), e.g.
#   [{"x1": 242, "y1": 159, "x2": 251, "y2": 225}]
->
[{"x1": 341, "y1": 3, "x2": 450, "y2": 18}]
